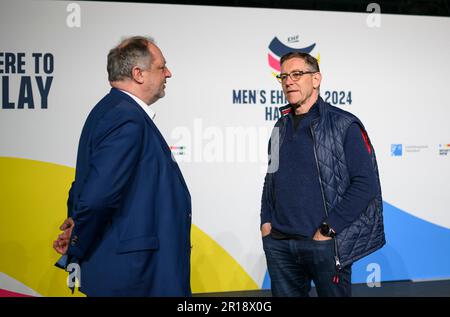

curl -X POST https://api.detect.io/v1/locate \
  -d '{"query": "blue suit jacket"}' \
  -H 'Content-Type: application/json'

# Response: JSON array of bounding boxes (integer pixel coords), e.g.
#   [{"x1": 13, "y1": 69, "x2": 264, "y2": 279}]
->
[{"x1": 64, "y1": 88, "x2": 191, "y2": 296}]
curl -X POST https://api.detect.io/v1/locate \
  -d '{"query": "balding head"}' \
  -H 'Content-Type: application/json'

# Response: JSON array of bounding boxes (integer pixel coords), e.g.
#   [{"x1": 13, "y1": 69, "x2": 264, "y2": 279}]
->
[{"x1": 107, "y1": 36, "x2": 155, "y2": 82}]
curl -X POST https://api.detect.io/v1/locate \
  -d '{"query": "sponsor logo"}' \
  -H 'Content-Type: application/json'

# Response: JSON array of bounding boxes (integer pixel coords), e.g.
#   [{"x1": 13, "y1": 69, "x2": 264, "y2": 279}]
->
[
  {"x1": 170, "y1": 145, "x2": 186, "y2": 156},
  {"x1": 439, "y1": 144, "x2": 450, "y2": 156},
  {"x1": 391, "y1": 144, "x2": 431, "y2": 157},
  {"x1": 391, "y1": 144, "x2": 403, "y2": 156}
]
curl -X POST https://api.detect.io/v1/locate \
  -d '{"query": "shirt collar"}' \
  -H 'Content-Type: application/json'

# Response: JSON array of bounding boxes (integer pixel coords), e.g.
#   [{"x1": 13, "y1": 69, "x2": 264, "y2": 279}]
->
[
  {"x1": 279, "y1": 95, "x2": 322, "y2": 118},
  {"x1": 119, "y1": 89, "x2": 156, "y2": 121}
]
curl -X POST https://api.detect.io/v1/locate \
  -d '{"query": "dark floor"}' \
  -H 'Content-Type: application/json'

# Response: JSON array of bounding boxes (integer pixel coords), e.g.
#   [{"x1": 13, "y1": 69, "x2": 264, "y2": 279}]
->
[{"x1": 194, "y1": 279, "x2": 450, "y2": 297}]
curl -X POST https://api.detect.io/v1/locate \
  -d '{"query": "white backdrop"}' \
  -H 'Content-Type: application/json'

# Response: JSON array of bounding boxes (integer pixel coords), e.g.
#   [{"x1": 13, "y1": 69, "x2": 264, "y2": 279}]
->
[{"x1": 1, "y1": 0, "x2": 449, "y2": 295}]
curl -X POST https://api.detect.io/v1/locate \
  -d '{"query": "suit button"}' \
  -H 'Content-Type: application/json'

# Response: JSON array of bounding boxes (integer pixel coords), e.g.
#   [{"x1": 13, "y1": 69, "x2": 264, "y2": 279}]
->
[{"x1": 70, "y1": 235, "x2": 78, "y2": 246}]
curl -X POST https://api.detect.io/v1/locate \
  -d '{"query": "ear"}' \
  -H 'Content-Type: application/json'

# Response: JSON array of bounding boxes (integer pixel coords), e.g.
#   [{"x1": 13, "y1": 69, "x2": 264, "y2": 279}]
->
[
  {"x1": 312, "y1": 72, "x2": 322, "y2": 89},
  {"x1": 131, "y1": 66, "x2": 145, "y2": 84}
]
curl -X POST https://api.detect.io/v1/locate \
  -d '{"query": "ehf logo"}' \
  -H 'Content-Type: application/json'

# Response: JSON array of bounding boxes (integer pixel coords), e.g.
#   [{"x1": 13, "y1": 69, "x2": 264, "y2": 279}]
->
[
  {"x1": 267, "y1": 36, "x2": 319, "y2": 78},
  {"x1": 231, "y1": 35, "x2": 323, "y2": 122}
]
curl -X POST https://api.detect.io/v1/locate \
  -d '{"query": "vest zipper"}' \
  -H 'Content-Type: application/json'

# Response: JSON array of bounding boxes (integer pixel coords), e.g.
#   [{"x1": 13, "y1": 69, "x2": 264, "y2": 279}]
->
[{"x1": 310, "y1": 123, "x2": 342, "y2": 272}]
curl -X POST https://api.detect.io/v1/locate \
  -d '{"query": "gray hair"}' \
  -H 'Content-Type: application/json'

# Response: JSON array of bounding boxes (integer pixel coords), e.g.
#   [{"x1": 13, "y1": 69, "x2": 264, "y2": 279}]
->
[
  {"x1": 280, "y1": 52, "x2": 320, "y2": 73},
  {"x1": 107, "y1": 36, "x2": 155, "y2": 82}
]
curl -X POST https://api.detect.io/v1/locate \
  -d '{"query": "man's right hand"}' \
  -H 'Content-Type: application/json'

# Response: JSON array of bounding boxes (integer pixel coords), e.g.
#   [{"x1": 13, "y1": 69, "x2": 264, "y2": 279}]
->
[
  {"x1": 53, "y1": 217, "x2": 74, "y2": 255},
  {"x1": 261, "y1": 222, "x2": 272, "y2": 237}
]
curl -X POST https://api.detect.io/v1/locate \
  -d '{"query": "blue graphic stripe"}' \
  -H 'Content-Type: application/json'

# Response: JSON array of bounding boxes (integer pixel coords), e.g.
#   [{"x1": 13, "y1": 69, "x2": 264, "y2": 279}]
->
[
  {"x1": 352, "y1": 201, "x2": 450, "y2": 283},
  {"x1": 261, "y1": 201, "x2": 450, "y2": 289}
]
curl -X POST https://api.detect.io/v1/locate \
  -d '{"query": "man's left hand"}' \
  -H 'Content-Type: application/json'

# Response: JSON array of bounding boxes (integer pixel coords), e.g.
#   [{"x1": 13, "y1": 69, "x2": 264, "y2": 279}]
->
[
  {"x1": 53, "y1": 217, "x2": 74, "y2": 255},
  {"x1": 313, "y1": 229, "x2": 332, "y2": 241}
]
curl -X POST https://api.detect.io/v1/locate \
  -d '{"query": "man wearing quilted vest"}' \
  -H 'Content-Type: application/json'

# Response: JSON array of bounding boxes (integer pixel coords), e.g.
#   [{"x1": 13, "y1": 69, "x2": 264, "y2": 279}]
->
[{"x1": 260, "y1": 52, "x2": 385, "y2": 297}]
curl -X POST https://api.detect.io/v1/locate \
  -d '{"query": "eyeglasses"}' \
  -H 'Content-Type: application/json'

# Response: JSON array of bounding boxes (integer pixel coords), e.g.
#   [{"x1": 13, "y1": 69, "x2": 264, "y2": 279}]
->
[{"x1": 276, "y1": 70, "x2": 317, "y2": 83}]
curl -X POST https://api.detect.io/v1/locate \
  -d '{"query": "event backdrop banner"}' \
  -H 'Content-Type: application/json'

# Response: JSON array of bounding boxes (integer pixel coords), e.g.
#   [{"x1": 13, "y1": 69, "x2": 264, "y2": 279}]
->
[{"x1": 1, "y1": 0, "x2": 449, "y2": 296}]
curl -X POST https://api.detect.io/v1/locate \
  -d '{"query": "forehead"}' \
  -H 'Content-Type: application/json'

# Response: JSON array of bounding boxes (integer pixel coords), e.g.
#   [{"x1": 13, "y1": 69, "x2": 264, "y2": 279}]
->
[
  {"x1": 281, "y1": 57, "x2": 307, "y2": 71},
  {"x1": 148, "y1": 43, "x2": 165, "y2": 65}
]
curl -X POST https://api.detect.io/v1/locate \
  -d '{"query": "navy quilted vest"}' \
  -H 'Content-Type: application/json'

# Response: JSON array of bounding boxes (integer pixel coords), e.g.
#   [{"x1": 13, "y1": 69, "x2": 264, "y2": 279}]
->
[{"x1": 276, "y1": 97, "x2": 385, "y2": 267}]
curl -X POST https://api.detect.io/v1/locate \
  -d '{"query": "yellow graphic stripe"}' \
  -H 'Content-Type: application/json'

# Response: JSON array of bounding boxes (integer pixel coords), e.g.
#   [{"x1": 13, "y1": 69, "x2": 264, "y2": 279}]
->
[
  {"x1": 191, "y1": 226, "x2": 258, "y2": 293},
  {"x1": 0, "y1": 157, "x2": 257, "y2": 296},
  {"x1": 0, "y1": 157, "x2": 83, "y2": 296}
]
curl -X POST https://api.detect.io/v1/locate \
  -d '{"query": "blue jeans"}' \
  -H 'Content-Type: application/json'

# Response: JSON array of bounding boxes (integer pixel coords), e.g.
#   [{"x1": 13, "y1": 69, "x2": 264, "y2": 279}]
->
[{"x1": 262, "y1": 234, "x2": 352, "y2": 297}]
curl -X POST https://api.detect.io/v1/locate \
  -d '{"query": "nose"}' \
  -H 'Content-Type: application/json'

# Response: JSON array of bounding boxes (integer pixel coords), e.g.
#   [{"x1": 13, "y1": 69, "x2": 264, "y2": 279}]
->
[
  {"x1": 165, "y1": 67, "x2": 172, "y2": 78},
  {"x1": 283, "y1": 78, "x2": 293, "y2": 88}
]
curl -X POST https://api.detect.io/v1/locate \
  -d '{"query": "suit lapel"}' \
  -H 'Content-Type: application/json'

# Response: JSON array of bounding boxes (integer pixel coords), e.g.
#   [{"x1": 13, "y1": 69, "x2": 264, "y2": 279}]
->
[
  {"x1": 147, "y1": 116, "x2": 190, "y2": 196},
  {"x1": 141, "y1": 112, "x2": 191, "y2": 196},
  {"x1": 111, "y1": 89, "x2": 190, "y2": 196}
]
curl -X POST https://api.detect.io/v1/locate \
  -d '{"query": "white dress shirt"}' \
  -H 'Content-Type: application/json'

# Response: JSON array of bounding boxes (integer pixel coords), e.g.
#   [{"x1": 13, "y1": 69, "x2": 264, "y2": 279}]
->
[{"x1": 119, "y1": 89, "x2": 156, "y2": 121}]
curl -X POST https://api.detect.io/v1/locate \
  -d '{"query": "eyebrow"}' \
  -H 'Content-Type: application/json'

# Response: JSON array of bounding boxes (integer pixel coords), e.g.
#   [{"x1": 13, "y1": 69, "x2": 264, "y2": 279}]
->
[{"x1": 282, "y1": 69, "x2": 303, "y2": 73}]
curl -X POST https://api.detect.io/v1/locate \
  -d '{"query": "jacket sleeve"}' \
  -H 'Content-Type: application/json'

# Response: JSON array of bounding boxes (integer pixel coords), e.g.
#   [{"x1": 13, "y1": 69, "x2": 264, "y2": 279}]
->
[
  {"x1": 66, "y1": 107, "x2": 144, "y2": 259},
  {"x1": 260, "y1": 172, "x2": 274, "y2": 228},
  {"x1": 325, "y1": 123, "x2": 378, "y2": 233},
  {"x1": 260, "y1": 124, "x2": 280, "y2": 228},
  {"x1": 67, "y1": 181, "x2": 75, "y2": 218}
]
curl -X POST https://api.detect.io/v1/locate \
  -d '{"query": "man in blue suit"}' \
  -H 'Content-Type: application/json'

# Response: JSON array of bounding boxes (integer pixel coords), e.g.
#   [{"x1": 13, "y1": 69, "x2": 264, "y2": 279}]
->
[{"x1": 53, "y1": 36, "x2": 192, "y2": 296}]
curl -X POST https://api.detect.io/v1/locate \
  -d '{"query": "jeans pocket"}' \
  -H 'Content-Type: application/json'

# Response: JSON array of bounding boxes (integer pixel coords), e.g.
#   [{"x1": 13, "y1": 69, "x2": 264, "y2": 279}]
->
[{"x1": 311, "y1": 238, "x2": 333, "y2": 244}]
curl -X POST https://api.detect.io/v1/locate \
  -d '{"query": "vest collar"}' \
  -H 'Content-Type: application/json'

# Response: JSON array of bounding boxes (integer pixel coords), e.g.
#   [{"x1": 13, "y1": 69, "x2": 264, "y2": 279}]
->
[{"x1": 278, "y1": 95, "x2": 326, "y2": 118}]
